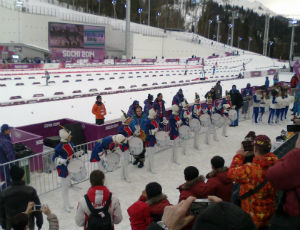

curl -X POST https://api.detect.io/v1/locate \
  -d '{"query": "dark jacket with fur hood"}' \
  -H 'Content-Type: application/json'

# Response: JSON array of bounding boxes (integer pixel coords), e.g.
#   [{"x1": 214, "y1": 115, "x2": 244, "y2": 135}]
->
[
  {"x1": 177, "y1": 176, "x2": 206, "y2": 202},
  {"x1": 139, "y1": 194, "x2": 171, "y2": 222}
]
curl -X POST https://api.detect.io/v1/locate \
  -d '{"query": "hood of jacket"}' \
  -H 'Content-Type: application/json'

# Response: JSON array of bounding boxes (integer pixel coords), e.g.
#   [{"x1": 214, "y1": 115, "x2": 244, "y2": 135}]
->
[
  {"x1": 178, "y1": 176, "x2": 205, "y2": 190},
  {"x1": 86, "y1": 185, "x2": 111, "y2": 207},
  {"x1": 206, "y1": 167, "x2": 232, "y2": 185}
]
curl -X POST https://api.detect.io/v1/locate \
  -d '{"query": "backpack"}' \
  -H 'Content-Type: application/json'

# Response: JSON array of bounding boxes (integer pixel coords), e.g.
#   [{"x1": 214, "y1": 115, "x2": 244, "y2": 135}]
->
[{"x1": 84, "y1": 193, "x2": 112, "y2": 230}]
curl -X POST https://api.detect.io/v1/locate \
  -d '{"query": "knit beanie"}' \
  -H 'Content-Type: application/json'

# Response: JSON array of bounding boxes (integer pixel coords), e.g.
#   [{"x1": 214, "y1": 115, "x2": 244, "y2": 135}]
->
[
  {"x1": 10, "y1": 165, "x2": 25, "y2": 182},
  {"x1": 184, "y1": 166, "x2": 199, "y2": 181},
  {"x1": 211, "y1": 156, "x2": 225, "y2": 169},
  {"x1": 148, "y1": 94, "x2": 154, "y2": 101},
  {"x1": 193, "y1": 202, "x2": 256, "y2": 230},
  {"x1": 145, "y1": 182, "x2": 162, "y2": 199},
  {"x1": 254, "y1": 135, "x2": 271, "y2": 152}
]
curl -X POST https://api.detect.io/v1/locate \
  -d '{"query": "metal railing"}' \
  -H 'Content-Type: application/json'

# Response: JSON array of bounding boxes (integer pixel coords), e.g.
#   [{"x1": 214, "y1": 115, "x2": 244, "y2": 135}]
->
[{"x1": 0, "y1": 140, "x2": 99, "y2": 195}]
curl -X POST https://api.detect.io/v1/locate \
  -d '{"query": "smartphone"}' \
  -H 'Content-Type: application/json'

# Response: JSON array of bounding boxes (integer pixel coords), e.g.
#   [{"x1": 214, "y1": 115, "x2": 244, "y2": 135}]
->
[
  {"x1": 242, "y1": 140, "x2": 253, "y2": 152},
  {"x1": 190, "y1": 199, "x2": 211, "y2": 216},
  {"x1": 287, "y1": 125, "x2": 300, "y2": 132},
  {"x1": 33, "y1": 205, "x2": 41, "y2": 211}
]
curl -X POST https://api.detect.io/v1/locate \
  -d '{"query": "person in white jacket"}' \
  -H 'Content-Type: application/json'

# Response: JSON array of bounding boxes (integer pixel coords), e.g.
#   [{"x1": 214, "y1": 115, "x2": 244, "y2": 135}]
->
[
  {"x1": 275, "y1": 91, "x2": 284, "y2": 124},
  {"x1": 75, "y1": 170, "x2": 122, "y2": 229}
]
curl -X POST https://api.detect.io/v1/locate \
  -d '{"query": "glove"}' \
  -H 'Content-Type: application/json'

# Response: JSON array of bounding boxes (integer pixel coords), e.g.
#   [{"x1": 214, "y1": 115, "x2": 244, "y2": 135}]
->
[
  {"x1": 74, "y1": 150, "x2": 84, "y2": 158},
  {"x1": 162, "y1": 117, "x2": 169, "y2": 125},
  {"x1": 150, "y1": 128, "x2": 158, "y2": 135},
  {"x1": 223, "y1": 104, "x2": 230, "y2": 109},
  {"x1": 176, "y1": 120, "x2": 182, "y2": 127},
  {"x1": 55, "y1": 158, "x2": 67, "y2": 166},
  {"x1": 134, "y1": 127, "x2": 141, "y2": 136},
  {"x1": 232, "y1": 105, "x2": 236, "y2": 109},
  {"x1": 98, "y1": 151, "x2": 106, "y2": 158}
]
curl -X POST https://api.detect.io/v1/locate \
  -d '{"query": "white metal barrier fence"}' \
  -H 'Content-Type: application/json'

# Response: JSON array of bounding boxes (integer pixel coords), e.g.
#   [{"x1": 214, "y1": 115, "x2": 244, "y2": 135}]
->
[{"x1": 0, "y1": 140, "x2": 99, "y2": 195}]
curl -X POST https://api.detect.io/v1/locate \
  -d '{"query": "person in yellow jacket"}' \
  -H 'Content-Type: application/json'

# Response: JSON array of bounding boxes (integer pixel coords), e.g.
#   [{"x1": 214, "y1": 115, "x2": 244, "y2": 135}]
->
[{"x1": 92, "y1": 95, "x2": 107, "y2": 125}]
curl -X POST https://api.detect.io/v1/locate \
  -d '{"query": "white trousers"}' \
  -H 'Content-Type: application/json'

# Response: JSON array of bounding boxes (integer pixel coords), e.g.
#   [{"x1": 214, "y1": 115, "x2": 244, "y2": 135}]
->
[
  {"x1": 61, "y1": 176, "x2": 71, "y2": 210},
  {"x1": 171, "y1": 138, "x2": 181, "y2": 164},
  {"x1": 145, "y1": 147, "x2": 156, "y2": 173},
  {"x1": 120, "y1": 151, "x2": 131, "y2": 182},
  {"x1": 193, "y1": 131, "x2": 201, "y2": 150}
]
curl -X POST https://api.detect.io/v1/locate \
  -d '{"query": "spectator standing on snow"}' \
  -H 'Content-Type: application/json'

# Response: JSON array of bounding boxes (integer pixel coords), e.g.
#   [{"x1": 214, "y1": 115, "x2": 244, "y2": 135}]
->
[
  {"x1": 229, "y1": 85, "x2": 243, "y2": 126},
  {"x1": 214, "y1": 81, "x2": 222, "y2": 99},
  {"x1": 92, "y1": 95, "x2": 107, "y2": 125},
  {"x1": 265, "y1": 76, "x2": 270, "y2": 88},
  {"x1": 144, "y1": 94, "x2": 154, "y2": 117},
  {"x1": 228, "y1": 135, "x2": 278, "y2": 229},
  {"x1": 0, "y1": 124, "x2": 15, "y2": 189},
  {"x1": 0, "y1": 166, "x2": 43, "y2": 230},
  {"x1": 75, "y1": 170, "x2": 122, "y2": 229},
  {"x1": 128, "y1": 100, "x2": 140, "y2": 117}
]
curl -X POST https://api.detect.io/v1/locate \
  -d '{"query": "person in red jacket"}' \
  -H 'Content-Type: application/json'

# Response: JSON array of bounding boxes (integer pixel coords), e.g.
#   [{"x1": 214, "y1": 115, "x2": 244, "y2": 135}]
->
[
  {"x1": 177, "y1": 166, "x2": 206, "y2": 202},
  {"x1": 127, "y1": 195, "x2": 151, "y2": 230},
  {"x1": 92, "y1": 95, "x2": 107, "y2": 125},
  {"x1": 266, "y1": 131, "x2": 300, "y2": 229},
  {"x1": 199, "y1": 156, "x2": 233, "y2": 202}
]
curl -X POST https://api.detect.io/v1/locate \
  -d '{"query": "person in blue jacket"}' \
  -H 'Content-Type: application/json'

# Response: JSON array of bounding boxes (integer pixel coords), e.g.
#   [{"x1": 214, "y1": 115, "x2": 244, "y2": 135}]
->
[
  {"x1": 172, "y1": 89, "x2": 184, "y2": 111},
  {"x1": 144, "y1": 109, "x2": 159, "y2": 173},
  {"x1": 169, "y1": 104, "x2": 182, "y2": 164},
  {"x1": 153, "y1": 93, "x2": 167, "y2": 129},
  {"x1": 144, "y1": 94, "x2": 154, "y2": 117},
  {"x1": 127, "y1": 100, "x2": 140, "y2": 117},
  {"x1": 268, "y1": 89, "x2": 278, "y2": 124},
  {"x1": 241, "y1": 83, "x2": 253, "y2": 119},
  {"x1": 191, "y1": 93, "x2": 202, "y2": 120},
  {"x1": 253, "y1": 89, "x2": 261, "y2": 123},
  {"x1": 265, "y1": 76, "x2": 270, "y2": 88},
  {"x1": 52, "y1": 128, "x2": 74, "y2": 212},
  {"x1": 0, "y1": 124, "x2": 15, "y2": 189},
  {"x1": 131, "y1": 106, "x2": 147, "y2": 168}
]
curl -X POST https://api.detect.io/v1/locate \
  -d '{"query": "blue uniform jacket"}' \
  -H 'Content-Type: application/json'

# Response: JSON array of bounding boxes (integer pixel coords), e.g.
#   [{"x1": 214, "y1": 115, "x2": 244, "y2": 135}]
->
[
  {"x1": 90, "y1": 136, "x2": 115, "y2": 162},
  {"x1": 52, "y1": 142, "x2": 74, "y2": 178},
  {"x1": 144, "y1": 119, "x2": 158, "y2": 147}
]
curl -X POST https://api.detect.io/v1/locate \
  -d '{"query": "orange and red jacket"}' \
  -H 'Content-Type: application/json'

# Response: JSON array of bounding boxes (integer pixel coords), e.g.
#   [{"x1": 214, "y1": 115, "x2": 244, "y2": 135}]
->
[
  {"x1": 228, "y1": 152, "x2": 278, "y2": 228},
  {"x1": 92, "y1": 103, "x2": 106, "y2": 119}
]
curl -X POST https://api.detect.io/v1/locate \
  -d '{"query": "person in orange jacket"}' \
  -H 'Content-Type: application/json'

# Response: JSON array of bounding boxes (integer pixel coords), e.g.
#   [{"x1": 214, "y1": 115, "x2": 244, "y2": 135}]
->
[
  {"x1": 228, "y1": 135, "x2": 278, "y2": 229},
  {"x1": 92, "y1": 95, "x2": 107, "y2": 125}
]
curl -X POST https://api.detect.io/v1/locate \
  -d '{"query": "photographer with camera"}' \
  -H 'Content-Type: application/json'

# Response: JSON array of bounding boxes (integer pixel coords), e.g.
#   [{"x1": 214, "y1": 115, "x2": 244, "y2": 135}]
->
[
  {"x1": 0, "y1": 166, "x2": 43, "y2": 230},
  {"x1": 146, "y1": 196, "x2": 256, "y2": 230},
  {"x1": 228, "y1": 135, "x2": 278, "y2": 229},
  {"x1": 11, "y1": 202, "x2": 58, "y2": 230},
  {"x1": 266, "y1": 118, "x2": 300, "y2": 230}
]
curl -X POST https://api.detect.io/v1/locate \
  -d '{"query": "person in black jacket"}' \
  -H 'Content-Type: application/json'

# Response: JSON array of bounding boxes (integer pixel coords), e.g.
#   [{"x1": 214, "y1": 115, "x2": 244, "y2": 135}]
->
[
  {"x1": 229, "y1": 85, "x2": 243, "y2": 126},
  {"x1": 205, "y1": 88, "x2": 216, "y2": 101},
  {"x1": 0, "y1": 166, "x2": 43, "y2": 230}
]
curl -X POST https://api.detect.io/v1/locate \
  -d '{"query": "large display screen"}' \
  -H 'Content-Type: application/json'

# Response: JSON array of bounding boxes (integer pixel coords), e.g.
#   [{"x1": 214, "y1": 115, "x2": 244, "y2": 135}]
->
[{"x1": 48, "y1": 22, "x2": 105, "y2": 59}]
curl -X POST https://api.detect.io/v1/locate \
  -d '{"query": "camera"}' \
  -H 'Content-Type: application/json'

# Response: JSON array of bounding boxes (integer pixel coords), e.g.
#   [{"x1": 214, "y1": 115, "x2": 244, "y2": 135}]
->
[
  {"x1": 242, "y1": 140, "x2": 253, "y2": 152},
  {"x1": 287, "y1": 117, "x2": 300, "y2": 132},
  {"x1": 33, "y1": 205, "x2": 41, "y2": 211},
  {"x1": 190, "y1": 199, "x2": 212, "y2": 216}
]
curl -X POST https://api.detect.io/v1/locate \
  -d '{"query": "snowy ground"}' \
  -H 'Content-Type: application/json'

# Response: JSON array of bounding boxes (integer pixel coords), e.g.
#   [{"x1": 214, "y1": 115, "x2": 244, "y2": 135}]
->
[
  {"x1": 0, "y1": 54, "x2": 288, "y2": 127},
  {"x1": 39, "y1": 114, "x2": 292, "y2": 230}
]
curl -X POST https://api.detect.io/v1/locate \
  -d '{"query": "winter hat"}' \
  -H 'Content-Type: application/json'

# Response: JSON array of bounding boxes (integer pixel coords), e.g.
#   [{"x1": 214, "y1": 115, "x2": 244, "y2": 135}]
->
[
  {"x1": 121, "y1": 110, "x2": 130, "y2": 124},
  {"x1": 178, "y1": 89, "x2": 183, "y2": 94},
  {"x1": 10, "y1": 165, "x2": 25, "y2": 182},
  {"x1": 172, "y1": 104, "x2": 180, "y2": 115},
  {"x1": 211, "y1": 156, "x2": 225, "y2": 169},
  {"x1": 148, "y1": 94, "x2": 154, "y2": 101},
  {"x1": 1, "y1": 124, "x2": 12, "y2": 133},
  {"x1": 184, "y1": 166, "x2": 199, "y2": 181},
  {"x1": 59, "y1": 128, "x2": 71, "y2": 142},
  {"x1": 148, "y1": 108, "x2": 157, "y2": 119},
  {"x1": 254, "y1": 135, "x2": 271, "y2": 152},
  {"x1": 112, "y1": 134, "x2": 126, "y2": 144},
  {"x1": 245, "y1": 131, "x2": 256, "y2": 141},
  {"x1": 145, "y1": 182, "x2": 162, "y2": 199},
  {"x1": 133, "y1": 100, "x2": 139, "y2": 106},
  {"x1": 96, "y1": 95, "x2": 102, "y2": 100},
  {"x1": 195, "y1": 93, "x2": 200, "y2": 102},
  {"x1": 193, "y1": 202, "x2": 256, "y2": 230},
  {"x1": 247, "y1": 83, "x2": 251, "y2": 88}
]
